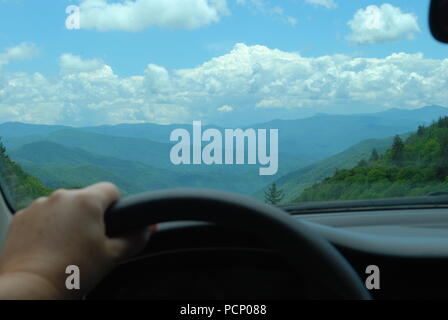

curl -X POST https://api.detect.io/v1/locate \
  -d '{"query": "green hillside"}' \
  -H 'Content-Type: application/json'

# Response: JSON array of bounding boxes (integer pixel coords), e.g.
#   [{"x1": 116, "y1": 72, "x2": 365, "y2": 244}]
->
[
  {"x1": 0, "y1": 139, "x2": 52, "y2": 209},
  {"x1": 20, "y1": 164, "x2": 140, "y2": 195},
  {"x1": 295, "y1": 117, "x2": 448, "y2": 203},
  {"x1": 9, "y1": 141, "x2": 304, "y2": 196},
  {"x1": 3, "y1": 129, "x2": 172, "y2": 169},
  {"x1": 4, "y1": 106, "x2": 448, "y2": 167},
  {"x1": 255, "y1": 134, "x2": 409, "y2": 203},
  {"x1": 10, "y1": 141, "x2": 185, "y2": 194}
]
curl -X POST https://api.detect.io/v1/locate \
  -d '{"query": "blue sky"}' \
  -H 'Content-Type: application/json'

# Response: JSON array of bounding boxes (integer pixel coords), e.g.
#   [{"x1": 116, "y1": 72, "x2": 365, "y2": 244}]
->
[{"x1": 0, "y1": 0, "x2": 447, "y2": 126}]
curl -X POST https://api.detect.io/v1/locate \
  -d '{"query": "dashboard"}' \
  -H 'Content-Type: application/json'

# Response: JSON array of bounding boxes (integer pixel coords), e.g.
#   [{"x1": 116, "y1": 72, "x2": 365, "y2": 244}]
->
[
  {"x1": 302, "y1": 208, "x2": 448, "y2": 256},
  {"x1": 89, "y1": 207, "x2": 448, "y2": 300},
  {"x1": 302, "y1": 208, "x2": 448, "y2": 299}
]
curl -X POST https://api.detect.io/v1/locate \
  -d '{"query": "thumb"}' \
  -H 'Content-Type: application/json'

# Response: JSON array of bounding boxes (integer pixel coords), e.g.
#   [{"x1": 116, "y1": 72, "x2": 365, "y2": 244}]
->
[{"x1": 106, "y1": 227, "x2": 152, "y2": 262}]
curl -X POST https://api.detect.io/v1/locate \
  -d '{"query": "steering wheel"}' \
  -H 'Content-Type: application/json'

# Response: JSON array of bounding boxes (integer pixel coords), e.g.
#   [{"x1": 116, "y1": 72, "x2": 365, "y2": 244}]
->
[{"x1": 103, "y1": 189, "x2": 371, "y2": 300}]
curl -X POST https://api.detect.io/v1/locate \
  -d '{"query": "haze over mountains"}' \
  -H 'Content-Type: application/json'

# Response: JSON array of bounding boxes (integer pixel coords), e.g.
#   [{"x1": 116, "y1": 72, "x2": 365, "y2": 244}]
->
[{"x1": 1, "y1": 105, "x2": 448, "y2": 198}]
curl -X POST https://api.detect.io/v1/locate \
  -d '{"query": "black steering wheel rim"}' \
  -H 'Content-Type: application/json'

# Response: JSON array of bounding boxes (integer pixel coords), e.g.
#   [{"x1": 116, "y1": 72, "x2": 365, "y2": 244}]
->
[{"x1": 104, "y1": 189, "x2": 371, "y2": 300}]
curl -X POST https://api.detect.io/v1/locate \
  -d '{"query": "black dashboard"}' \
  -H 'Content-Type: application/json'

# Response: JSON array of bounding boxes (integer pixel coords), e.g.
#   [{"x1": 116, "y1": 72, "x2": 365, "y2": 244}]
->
[{"x1": 89, "y1": 207, "x2": 448, "y2": 300}]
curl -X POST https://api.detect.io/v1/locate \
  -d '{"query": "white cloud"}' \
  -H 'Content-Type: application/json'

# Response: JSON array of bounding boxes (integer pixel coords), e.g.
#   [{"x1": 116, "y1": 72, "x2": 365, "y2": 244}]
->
[
  {"x1": 304, "y1": 0, "x2": 337, "y2": 9},
  {"x1": 78, "y1": 0, "x2": 229, "y2": 31},
  {"x1": 236, "y1": 0, "x2": 298, "y2": 26},
  {"x1": 59, "y1": 53, "x2": 105, "y2": 74},
  {"x1": 217, "y1": 105, "x2": 234, "y2": 112},
  {"x1": 0, "y1": 43, "x2": 40, "y2": 68},
  {"x1": 144, "y1": 64, "x2": 172, "y2": 93},
  {"x1": 1, "y1": 43, "x2": 448, "y2": 126},
  {"x1": 347, "y1": 4, "x2": 420, "y2": 45}
]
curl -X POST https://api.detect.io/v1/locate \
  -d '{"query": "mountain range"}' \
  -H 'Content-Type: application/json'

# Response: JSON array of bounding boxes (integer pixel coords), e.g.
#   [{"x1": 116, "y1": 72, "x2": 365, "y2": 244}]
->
[{"x1": 1, "y1": 105, "x2": 448, "y2": 198}]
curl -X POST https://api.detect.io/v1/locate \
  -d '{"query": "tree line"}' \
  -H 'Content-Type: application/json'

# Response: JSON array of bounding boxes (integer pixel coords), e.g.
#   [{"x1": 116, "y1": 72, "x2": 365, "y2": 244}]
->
[
  {"x1": 0, "y1": 139, "x2": 52, "y2": 209},
  {"x1": 294, "y1": 117, "x2": 448, "y2": 202}
]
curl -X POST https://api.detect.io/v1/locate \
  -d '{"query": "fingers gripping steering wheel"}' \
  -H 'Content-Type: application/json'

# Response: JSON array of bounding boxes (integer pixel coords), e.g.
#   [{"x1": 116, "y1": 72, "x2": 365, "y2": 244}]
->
[{"x1": 104, "y1": 189, "x2": 371, "y2": 300}]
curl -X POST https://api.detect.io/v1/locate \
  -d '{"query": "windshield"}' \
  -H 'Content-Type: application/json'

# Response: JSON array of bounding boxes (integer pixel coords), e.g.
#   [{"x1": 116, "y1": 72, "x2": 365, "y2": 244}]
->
[{"x1": 0, "y1": 0, "x2": 447, "y2": 210}]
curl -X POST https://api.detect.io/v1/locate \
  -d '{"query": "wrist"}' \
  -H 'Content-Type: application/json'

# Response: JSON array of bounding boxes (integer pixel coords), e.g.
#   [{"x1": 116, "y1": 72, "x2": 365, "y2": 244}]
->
[
  {"x1": 0, "y1": 254, "x2": 85, "y2": 300},
  {"x1": 0, "y1": 257, "x2": 84, "y2": 300},
  {"x1": 0, "y1": 271, "x2": 67, "y2": 300}
]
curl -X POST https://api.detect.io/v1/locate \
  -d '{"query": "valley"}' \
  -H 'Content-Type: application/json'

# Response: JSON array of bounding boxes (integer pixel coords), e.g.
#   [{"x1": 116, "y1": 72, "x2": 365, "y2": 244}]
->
[{"x1": 1, "y1": 105, "x2": 448, "y2": 209}]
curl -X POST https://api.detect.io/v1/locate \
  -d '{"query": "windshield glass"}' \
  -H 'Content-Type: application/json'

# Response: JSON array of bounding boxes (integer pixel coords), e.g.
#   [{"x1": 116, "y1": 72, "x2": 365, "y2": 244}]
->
[{"x1": 1, "y1": 0, "x2": 447, "y2": 210}]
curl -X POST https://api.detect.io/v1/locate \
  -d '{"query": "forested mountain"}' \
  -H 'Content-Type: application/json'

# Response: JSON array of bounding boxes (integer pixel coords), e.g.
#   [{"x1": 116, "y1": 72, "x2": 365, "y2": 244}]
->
[
  {"x1": 9, "y1": 141, "x2": 305, "y2": 196},
  {"x1": 3, "y1": 129, "x2": 310, "y2": 175},
  {"x1": 10, "y1": 141, "x2": 177, "y2": 194},
  {"x1": 254, "y1": 134, "x2": 409, "y2": 203},
  {"x1": 0, "y1": 140, "x2": 52, "y2": 209},
  {"x1": 3, "y1": 105, "x2": 448, "y2": 162},
  {"x1": 1, "y1": 106, "x2": 448, "y2": 208},
  {"x1": 0, "y1": 127, "x2": 314, "y2": 196},
  {"x1": 3, "y1": 130, "x2": 173, "y2": 169},
  {"x1": 295, "y1": 117, "x2": 448, "y2": 203}
]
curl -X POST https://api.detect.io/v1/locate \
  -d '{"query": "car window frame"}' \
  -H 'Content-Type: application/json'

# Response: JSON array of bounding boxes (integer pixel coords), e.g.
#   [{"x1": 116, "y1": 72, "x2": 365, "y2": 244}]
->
[{"x1": 0, "y1": 176, "x2": 17, "y2": 214}]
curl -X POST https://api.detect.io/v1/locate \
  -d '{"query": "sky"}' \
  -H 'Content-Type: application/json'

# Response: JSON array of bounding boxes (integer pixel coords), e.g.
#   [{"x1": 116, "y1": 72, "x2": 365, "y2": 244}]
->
[{"x1": 0, "y1": 0, "x2": 447, "y2": 126}]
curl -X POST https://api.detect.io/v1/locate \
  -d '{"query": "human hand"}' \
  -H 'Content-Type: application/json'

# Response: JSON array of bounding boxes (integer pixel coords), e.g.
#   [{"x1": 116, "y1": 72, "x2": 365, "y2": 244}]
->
[{"x1": 0, "y1": 182, "x2": 150, "y2": 299}]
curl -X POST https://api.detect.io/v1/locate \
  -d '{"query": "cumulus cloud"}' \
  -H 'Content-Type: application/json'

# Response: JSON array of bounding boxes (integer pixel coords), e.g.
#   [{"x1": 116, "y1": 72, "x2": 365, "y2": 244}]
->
[
  {"x1": 144, "y1": 64, "x2": 172, "y2": 93},
  {"x1": 347, "y1": 4, "x2": 420, "y2": 45},
  {"x1": 0, "y1": 43, "x2": 40, "y2": 68},
  {"x1": 1, "y1": 43, "x2": 448, "y2": 126},
  {"x1": 78, "y1": 0, "x2": 229, "y2": 31},
  {"x1": 59, "y1": 53, "x2": 105, "y2": 74},
  {"x1": 304, "y1": 0, "x2": 337, "y2": 9}
]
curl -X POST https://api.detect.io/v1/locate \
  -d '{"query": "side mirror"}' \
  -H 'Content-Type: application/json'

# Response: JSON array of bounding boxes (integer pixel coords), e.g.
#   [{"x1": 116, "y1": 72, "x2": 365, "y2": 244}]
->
[{"x1": 430, "y1": 0, "x2": 448, "y2": 43}]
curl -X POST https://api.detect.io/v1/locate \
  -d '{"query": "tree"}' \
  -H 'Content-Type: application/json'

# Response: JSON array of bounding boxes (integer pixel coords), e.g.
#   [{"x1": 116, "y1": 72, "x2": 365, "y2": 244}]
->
[
  {"x1": 357, "y1": 159, "x2": 367, "y2": 167},
  {"x1": 0, "y1": 138, "x2": 6, "y2": 156},
  {"x1": 391, "y1": 135, "x2": 405, "y2": 166},
  {"x1": 370, "y1": 148, "x2": 379, "y2": 161},
  {"x1": 294, "y1": 116, "x2": 448, "y2": 203},
  {"x1": 417, "y1": 125, "x2": 425, "y2": 136},
  {"x1": 437, "y1": 132, "x2": 448, "y2": 179},
  {"x1": 0, "y1": 138, "x2": 52, "y2": 209},
  {"x1": 264, "y1": 183, "x2": 284, "y2": 205}
]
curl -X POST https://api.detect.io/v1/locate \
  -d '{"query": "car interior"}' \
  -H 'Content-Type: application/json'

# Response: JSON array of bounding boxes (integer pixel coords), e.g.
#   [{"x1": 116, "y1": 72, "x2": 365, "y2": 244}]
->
[{"x1": 0, "y1": 0, "x2": 448, "y2": 301}]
